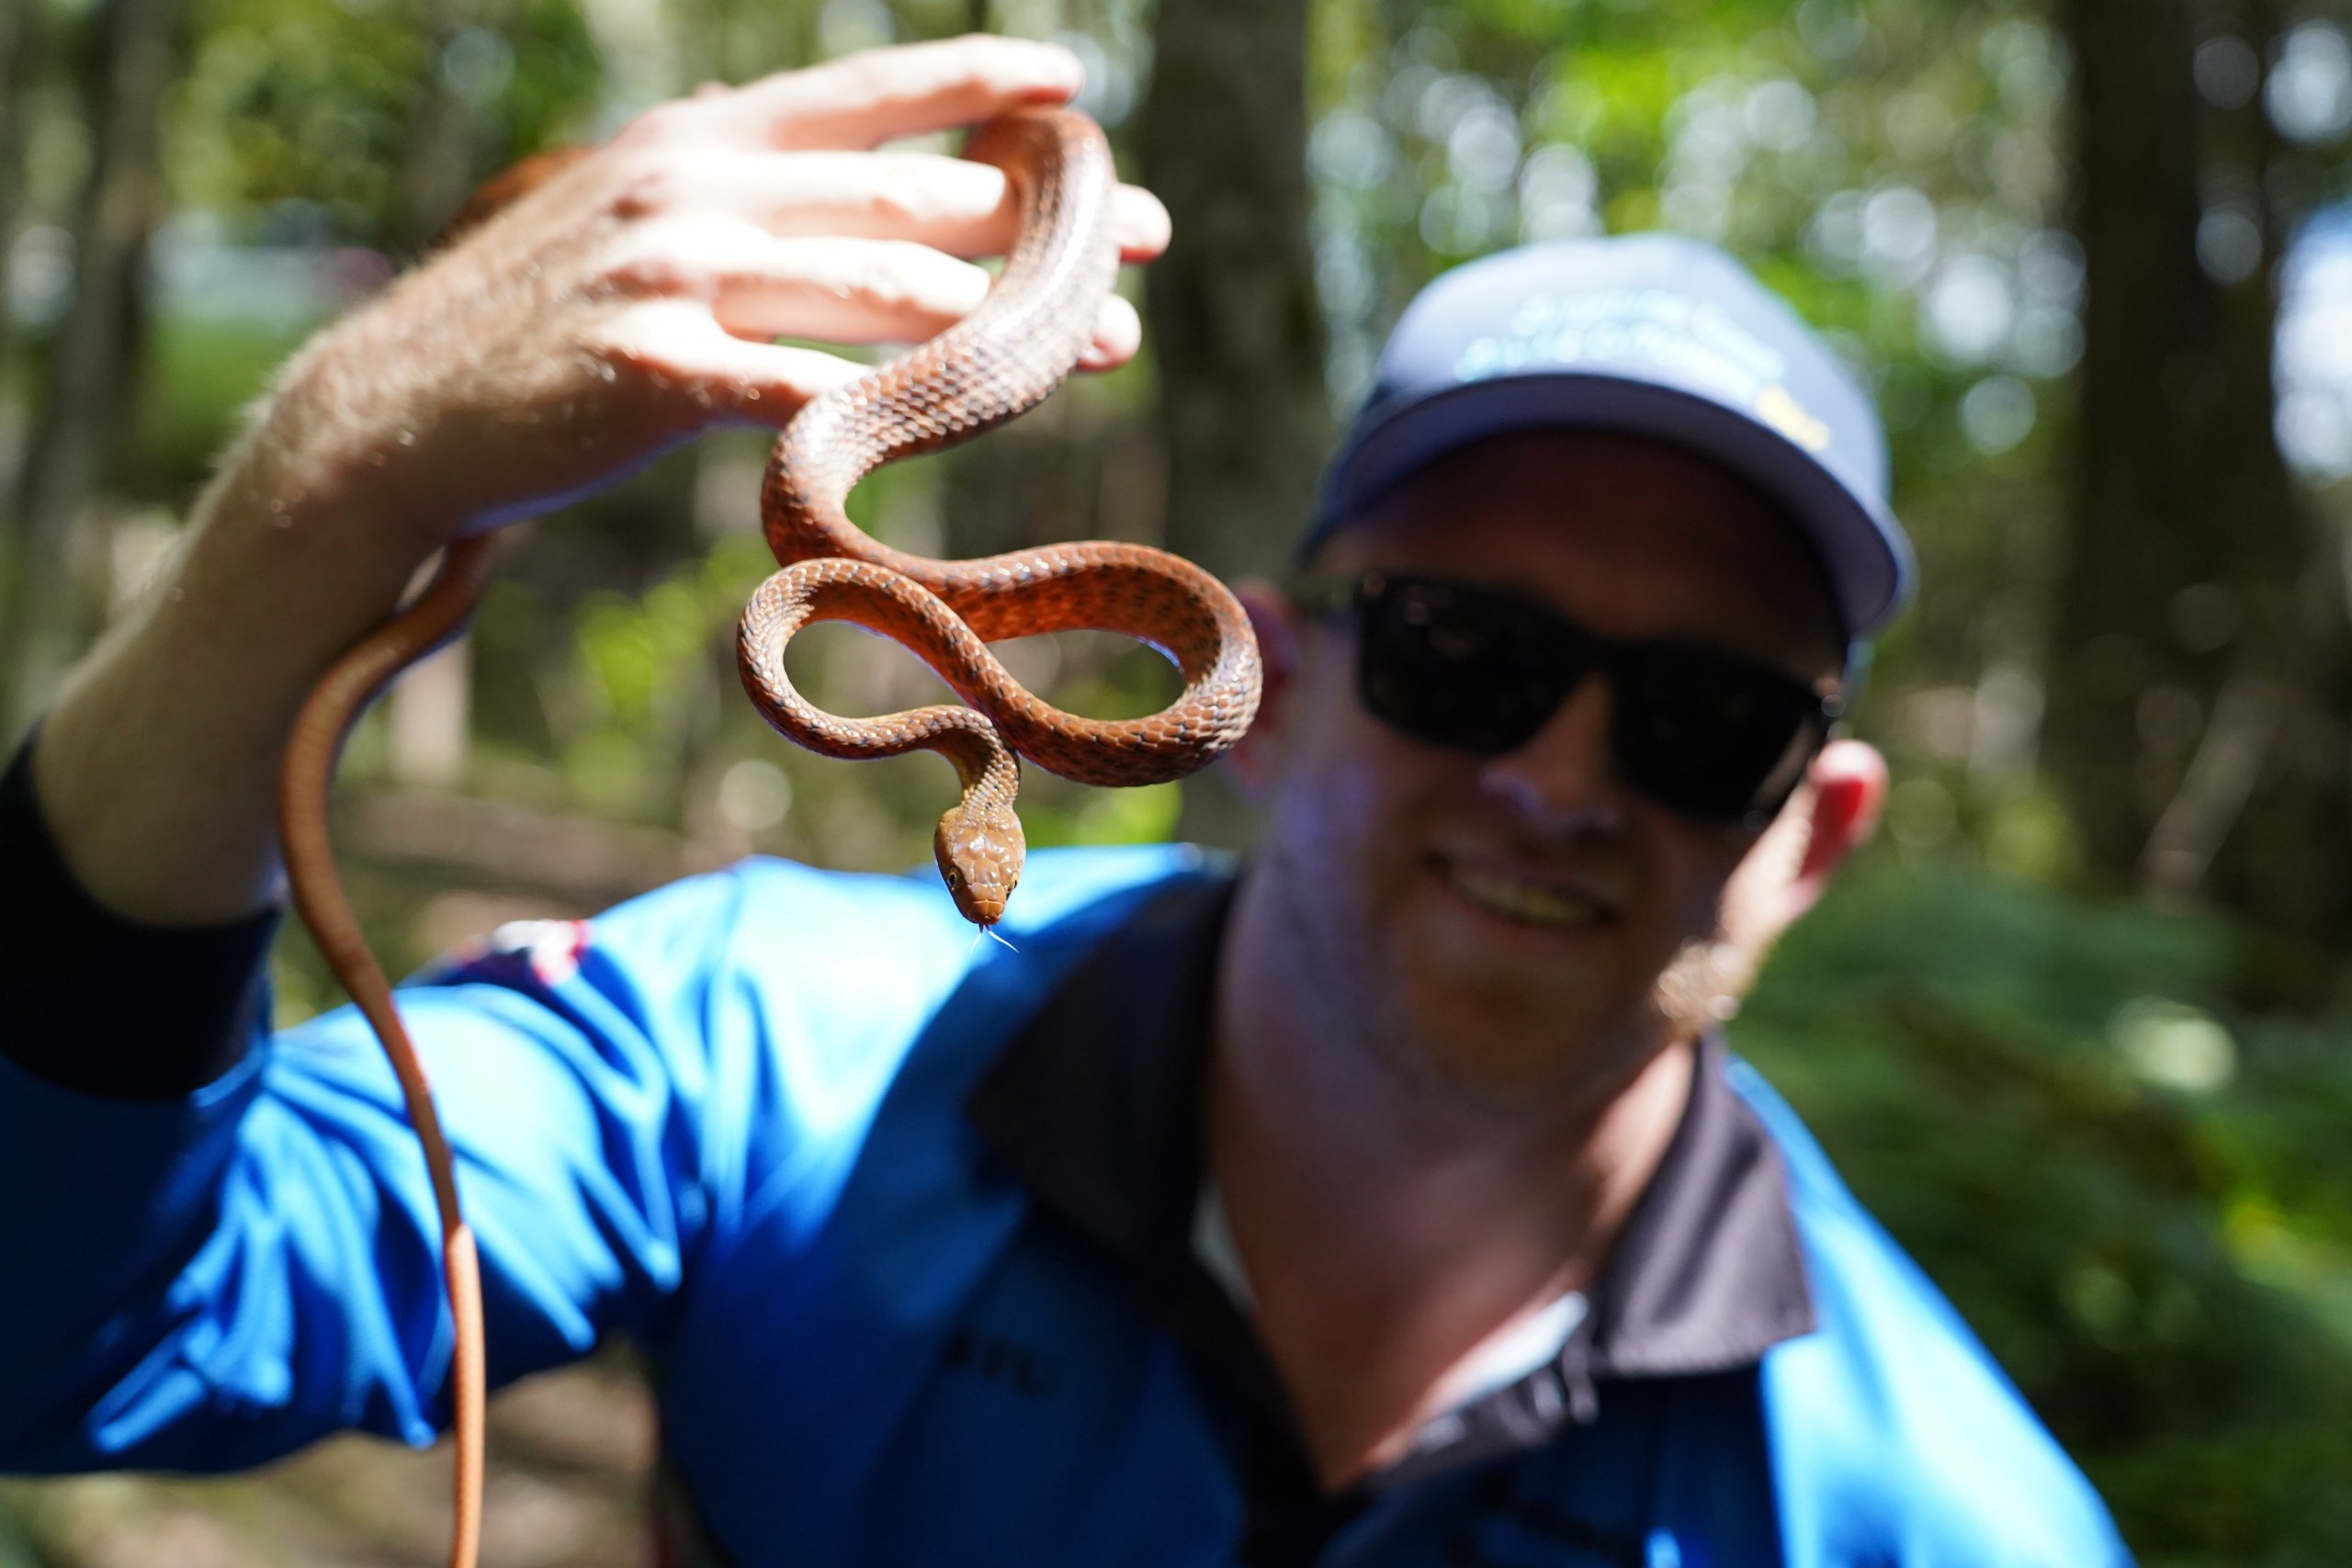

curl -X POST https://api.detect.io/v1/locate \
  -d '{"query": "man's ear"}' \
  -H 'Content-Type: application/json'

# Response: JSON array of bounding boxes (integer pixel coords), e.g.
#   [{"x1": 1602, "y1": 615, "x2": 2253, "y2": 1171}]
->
[
  {"x1": 1768, "y1": 739, "x2": 1887, "y2": 927},
  {"x1": 1223, "y1": 580, "x2": 1303, "y2": 797}
]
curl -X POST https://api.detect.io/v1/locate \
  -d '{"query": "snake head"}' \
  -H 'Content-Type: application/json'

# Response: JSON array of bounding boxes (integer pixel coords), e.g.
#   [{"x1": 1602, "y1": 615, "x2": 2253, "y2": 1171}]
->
[{"x1": 934, "y1": 800, "x2": 1027, "y2": 928}]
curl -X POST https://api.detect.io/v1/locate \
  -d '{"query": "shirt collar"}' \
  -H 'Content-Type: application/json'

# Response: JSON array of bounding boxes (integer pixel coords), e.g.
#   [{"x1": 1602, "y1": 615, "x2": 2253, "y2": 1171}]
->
[
  {"x1": 963, "y1": 869, "x2": 1231, "y2": 1276},
  {"x1": 962, "y1": 867, "x2": 1815, "y2": 1450}
]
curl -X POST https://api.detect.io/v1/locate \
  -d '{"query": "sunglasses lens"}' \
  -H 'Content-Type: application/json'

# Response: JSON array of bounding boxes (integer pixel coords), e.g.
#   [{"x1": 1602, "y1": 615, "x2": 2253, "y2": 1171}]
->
[
  {"x1": 1348, "y1": 575, "x2": 1826, "y2": 824},
  {"x1": 1613, "y1": 645, "x2": 1823, "y2": 820},
  {"x1": 1357, "y1": 580, "x2": 1568, "y2": 754}
]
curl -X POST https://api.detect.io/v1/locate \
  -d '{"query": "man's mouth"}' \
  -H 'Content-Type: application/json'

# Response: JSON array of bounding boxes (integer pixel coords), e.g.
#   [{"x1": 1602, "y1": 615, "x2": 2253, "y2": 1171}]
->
[{"x1": 1438, "y1": 857, "x2": 1614, "y2": 931}]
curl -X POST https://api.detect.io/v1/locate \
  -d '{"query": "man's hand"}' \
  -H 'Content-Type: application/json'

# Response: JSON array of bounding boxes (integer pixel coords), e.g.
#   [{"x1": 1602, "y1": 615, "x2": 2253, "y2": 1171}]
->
[
  {"x1": 261, "y1": 34, "x2": 1168, "y2": 556},
  {"x1": 29, "y1": 35, "x2": 1168, "y2": 927}
]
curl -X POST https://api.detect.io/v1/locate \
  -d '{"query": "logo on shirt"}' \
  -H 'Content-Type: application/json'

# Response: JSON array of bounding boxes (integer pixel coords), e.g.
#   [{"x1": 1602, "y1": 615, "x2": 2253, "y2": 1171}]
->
[{"x1": 942, "y1": 1327, "x2": 1061, "y2": 1397}]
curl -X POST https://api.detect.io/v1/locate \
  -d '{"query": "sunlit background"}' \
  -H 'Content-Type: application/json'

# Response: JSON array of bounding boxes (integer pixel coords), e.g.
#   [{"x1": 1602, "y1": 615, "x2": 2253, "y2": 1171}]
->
[{"x1": 3, "y1": 0, "x2": 2351, "y2": 1562}]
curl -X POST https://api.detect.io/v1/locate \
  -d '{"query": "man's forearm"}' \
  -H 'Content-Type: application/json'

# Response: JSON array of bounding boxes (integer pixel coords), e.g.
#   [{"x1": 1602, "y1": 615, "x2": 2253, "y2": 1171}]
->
[{"x1": 30, "y1": 417, "x2": 431, "y2": 926}]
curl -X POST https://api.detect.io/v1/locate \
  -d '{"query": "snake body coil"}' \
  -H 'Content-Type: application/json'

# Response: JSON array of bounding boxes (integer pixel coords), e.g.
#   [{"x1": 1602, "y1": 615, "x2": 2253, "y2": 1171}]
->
[{"x1": 737, "y1": 107, "x2": 1261, "y2": 922}]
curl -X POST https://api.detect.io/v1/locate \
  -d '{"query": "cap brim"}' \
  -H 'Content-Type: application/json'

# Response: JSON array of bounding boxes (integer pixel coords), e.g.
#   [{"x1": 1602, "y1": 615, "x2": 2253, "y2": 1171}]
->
[{"x1": 1317, "y1": 374, "x2": 1915, "y2": 639}]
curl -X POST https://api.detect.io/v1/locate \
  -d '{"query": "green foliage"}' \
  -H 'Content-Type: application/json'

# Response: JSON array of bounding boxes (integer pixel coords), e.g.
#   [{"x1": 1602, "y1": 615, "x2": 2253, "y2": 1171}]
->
[
  {"x1": 563, "y1": 529, "x2": 773, "y2": 818},
  {"x1": 500, "y1": 0, "x2": 607, "y2": 153},
  {"x1": 171, "y1": 0, "x2": 424, "y2": 228},
  {"x1": 1744, "y1": 852, "x2": 2352, "y2": 1565},
  {"x1": 169, "y1": 0, "x2": 601, "y2": 242},
  {"x1": 135, "y1": 314, "x2": 311, "y2": 489}
]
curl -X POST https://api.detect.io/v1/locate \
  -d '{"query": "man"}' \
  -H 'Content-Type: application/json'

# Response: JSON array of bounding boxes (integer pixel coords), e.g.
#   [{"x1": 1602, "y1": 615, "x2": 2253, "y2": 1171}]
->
[{"x1": 0, "y1": 34, "x2": 2128, "y2": 1568}]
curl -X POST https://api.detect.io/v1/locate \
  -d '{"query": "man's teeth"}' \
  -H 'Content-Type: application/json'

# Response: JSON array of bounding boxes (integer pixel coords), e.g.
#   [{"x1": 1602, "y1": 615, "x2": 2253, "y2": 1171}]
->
[{"x1": 1444, "y1": 863, "x2": 1604, "y2": 928}]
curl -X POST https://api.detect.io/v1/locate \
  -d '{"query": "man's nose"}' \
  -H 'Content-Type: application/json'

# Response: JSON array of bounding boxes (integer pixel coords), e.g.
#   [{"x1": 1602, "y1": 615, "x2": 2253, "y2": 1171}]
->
[{"x1": 1475, "y1": 675, "x2": 1629, "y2": 835}]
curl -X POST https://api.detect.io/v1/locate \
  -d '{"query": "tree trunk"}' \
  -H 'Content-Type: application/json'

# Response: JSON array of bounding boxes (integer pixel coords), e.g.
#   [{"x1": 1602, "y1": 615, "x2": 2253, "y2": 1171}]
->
[
  {"x1": 385, "y1": 0, "x2": 496, "y2": 260},
  {"x1": 1139, "y1": 0, "x2": 1327, "y2": 846},
  {"x1": 0, "y1": 0, "x2": 40, "y2": 616},
  {"x1": 379, "y1": 0, "x2": 516, "y2": 787},
  {"x1": 2046, "y1": 0, "x2": 2350, "y2": 987},
  {"x1": 0, "y1": 1, "x2": 37, "y2": 384},
  {"x1": 0, "y1": 0, "x2": 179, "y2": 736}
]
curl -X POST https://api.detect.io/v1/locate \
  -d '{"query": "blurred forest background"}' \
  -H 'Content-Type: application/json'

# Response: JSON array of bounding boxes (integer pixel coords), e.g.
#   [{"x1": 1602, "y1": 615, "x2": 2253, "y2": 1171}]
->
[{"x1": 3, "y1": 0, "x2": 2352, "y2": 1562}]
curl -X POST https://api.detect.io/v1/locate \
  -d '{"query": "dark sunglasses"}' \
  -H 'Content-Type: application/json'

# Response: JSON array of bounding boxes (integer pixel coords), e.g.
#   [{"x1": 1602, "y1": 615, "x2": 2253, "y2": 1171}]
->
[{"x1": 1291, "y1": 571, "x2": 1843, "y2": 827}]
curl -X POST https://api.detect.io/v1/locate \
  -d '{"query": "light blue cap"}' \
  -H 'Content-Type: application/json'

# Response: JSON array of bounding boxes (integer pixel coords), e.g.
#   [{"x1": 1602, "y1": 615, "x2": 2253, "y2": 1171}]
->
[{"x1": 1306, "y1": 235, "x2": 1916, "y2": 638}]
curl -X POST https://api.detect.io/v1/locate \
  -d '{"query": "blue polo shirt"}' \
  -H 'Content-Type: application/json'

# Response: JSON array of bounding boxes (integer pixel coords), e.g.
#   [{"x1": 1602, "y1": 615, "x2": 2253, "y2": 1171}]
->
[{"x1": 0, "y1": 744, "x2": 2131, "y2": 1565}]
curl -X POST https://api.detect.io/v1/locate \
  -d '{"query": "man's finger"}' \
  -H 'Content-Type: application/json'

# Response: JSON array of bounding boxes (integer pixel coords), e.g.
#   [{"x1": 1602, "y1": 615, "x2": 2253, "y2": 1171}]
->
[
  {"x1": 721, "y1": 35, "x2": 1083, "y2": 151},
  {"x1": 593, "y1": 300, "x2": 866, "y2": 428},
  {"x1": 708, "y1": 254, "x2": 1140, "y2": 370},
  {"x1": 638, "y1": 149, "x2": 1170, "y2": 263},
  {"x1": 700, "y1": 236, "x2": 992, "y2": 343},
  {"x1": 1075, "y1": 295, "x2": 1143, "y2": 371}
]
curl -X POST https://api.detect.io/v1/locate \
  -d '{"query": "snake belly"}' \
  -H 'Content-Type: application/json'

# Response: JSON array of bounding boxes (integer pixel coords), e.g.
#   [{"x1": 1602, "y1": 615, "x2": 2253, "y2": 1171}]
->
[{"x1": 735, "y1": 106, "x2": 1263, "y2": 926}]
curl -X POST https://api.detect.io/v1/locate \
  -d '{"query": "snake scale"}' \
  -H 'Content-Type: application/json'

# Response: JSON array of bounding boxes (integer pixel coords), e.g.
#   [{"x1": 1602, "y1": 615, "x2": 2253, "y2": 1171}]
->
[
  {"x1": 744, "y1": 107, "x2": 1261, "y2": 921},
  {"x1": 277, "y1": 104, "x2": 1261, "y2": 1568}
]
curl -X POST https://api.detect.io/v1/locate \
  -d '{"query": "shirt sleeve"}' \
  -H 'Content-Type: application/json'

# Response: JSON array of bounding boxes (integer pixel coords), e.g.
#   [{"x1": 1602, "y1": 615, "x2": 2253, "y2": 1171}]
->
[
  {"x1": 0, "y1": 728, "x2": 277, "y2": 1096},
  {"x1": 0, "y1": 726, "x2": 1125, "y2": 1479},
  {"x1": 0, "y1": 798, "x2": 815, "y2": 1474}
]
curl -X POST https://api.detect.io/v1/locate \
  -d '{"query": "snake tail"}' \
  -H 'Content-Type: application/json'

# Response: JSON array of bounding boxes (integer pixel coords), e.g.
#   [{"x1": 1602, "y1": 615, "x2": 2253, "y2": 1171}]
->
[{"x1": 277, "y1": 535, "x2": 496, "y2": 1568}]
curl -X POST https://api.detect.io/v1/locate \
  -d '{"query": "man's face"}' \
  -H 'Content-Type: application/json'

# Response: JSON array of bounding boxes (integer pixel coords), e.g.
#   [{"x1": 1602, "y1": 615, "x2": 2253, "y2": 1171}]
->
[{"x1": 1243, "y1": 427, "x2": 1849, "y2": 1109}]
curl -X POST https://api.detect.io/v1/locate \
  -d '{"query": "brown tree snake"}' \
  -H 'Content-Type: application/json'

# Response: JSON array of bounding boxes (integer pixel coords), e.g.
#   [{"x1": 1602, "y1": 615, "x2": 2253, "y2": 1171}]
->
[{"x1": 275, "y1": 106, "x2": 1261, "y2": 1568}]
